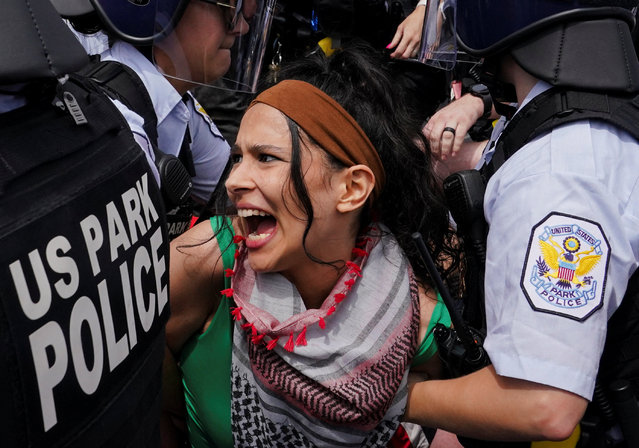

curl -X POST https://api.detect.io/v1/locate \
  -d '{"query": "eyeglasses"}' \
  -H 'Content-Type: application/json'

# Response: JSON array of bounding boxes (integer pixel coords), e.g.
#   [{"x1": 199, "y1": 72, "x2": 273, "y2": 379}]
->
[{"x1": 199, "y1": 0, "x2": 244, "y2": 31}]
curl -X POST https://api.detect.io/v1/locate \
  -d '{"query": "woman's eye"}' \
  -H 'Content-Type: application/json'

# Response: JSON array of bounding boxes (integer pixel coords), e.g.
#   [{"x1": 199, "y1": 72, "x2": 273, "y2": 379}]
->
[{"x1": 259, "y1": 154, "x2": 278, "y2": 163}]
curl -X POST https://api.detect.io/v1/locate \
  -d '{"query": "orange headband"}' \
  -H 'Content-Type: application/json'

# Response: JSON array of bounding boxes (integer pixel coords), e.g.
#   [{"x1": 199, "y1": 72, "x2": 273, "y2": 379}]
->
[{"x1": 249, "y1": 79, "x2": 385, "y2": 200}]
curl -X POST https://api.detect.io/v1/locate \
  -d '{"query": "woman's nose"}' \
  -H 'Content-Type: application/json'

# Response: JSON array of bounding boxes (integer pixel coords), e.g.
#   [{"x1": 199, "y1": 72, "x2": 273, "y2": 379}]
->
[{"x1": 225, "y1": 161, "x2": 252, "y2": 195}]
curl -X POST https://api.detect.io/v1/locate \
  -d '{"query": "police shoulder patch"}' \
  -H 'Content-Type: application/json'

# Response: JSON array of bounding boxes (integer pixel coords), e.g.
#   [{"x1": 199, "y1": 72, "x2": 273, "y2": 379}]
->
[
  {"x1": 192, "y1": 98, "x2": 213, "y2": 123},
  {"x1": 520, "y1": 211, "x2": 610, "y2": 321},
  {"x1": 191, "y1": 97, "x2": 225, "y2": 138}
]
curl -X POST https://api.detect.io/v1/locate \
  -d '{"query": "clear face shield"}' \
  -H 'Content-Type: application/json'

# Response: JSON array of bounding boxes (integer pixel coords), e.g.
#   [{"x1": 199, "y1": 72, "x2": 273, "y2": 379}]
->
[
  {"x1": 417, "y1": 0, "x2": 458, "y2": 70},
  {"x1": 415, "y1": 0, "x2": 480, "y2": 70},
  {"x1": 92, "y1": 0, "x2": 277, "y2": 93}
]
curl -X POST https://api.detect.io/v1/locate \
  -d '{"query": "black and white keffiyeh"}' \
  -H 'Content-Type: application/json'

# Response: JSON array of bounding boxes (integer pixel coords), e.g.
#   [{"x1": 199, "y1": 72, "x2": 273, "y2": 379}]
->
[{"x1": 228, "y1": 227, "x2": 420, "y2": 447}]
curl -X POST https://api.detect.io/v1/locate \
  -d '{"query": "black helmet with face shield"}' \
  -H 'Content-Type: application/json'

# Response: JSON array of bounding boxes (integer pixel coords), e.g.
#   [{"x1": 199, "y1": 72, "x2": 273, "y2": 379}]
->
[
  {"x1": 51, "y1": 0, "x2": 278, "y2": 93},
  {"x1": 454, "y1": 0, "x2": 639, "y2": 93}
]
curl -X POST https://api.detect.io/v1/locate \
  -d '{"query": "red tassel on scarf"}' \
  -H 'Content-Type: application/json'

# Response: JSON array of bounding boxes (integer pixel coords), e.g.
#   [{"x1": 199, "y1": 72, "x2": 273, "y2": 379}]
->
[
  {"x1": 284, "y1": 333, "x2": 295, "y2": 352},
  {"x1": 252, "y1": 333, "x2": 265, "y2": 344},
  {"x1": 356, "y1": 237, "x2": 371, "y2": 247},
  {"x1": 230, "y1": 306, "x2": 243, "y2": 321},
  {"x1": 224, "y1": 268, "x2": 235, "y2": 277},
  {"x1": 326, "y1": 306, "x2": 336, "y2": 316},
  {"x1": 241, "y1": 322, "x2": 257, "y2": 336},
  {"x1": 295, "y1": 326, "x2": 308, "y2": 346},
  {"x1": 345, "y1": 261, "x2": 362, "y2": 277},
  {"x1": 334, "y1": 293, "x2": 346, "y2": 303},
  {"x1": 233, "y1": 235, "x2": 245, "y2": 244},
  {"x1": 266, "y1": 337, "x2": 279, "y2": 350},
  {"x1": 318, "y1": 317, "x2": 326, "y2": 329},
  {"x1": 221, "y1": 288, "x2": 234, "y2": 297},
  {"x1": 351, "y1": 247, "x2": 368, "y2": 258}
]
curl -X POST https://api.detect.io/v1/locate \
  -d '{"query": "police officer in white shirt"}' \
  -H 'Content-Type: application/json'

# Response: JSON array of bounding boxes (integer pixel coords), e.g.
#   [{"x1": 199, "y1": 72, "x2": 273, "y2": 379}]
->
[
  {"x1": 406, "y1": 1, "x2": 639, "y2": 446},
  {"x1": 52, "y1": 0, "x2": 277, "y2": 238}
]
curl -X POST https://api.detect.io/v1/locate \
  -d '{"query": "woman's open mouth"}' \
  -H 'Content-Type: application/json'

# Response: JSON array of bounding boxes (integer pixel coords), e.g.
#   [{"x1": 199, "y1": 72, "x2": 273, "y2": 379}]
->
[{"x1": 237, "y1": 208, "x2": 278, "y2": 248}]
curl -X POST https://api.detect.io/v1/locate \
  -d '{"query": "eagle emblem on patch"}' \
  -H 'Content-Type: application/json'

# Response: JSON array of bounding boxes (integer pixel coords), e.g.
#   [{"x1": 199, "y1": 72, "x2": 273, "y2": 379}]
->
[
  {"x1": 193, "y1": 98, "x2": 213, "y2": 125},
  {"x1": 521, "y1": 212, "x2": 610, "y2": 321}
]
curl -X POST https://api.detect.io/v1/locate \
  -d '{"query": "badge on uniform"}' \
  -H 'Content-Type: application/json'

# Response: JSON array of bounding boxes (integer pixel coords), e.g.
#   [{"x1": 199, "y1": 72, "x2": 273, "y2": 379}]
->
[
  {"x1": 193, "y1": 98, "x2": 213, "y2": 125},
  {"x1": 521, "y1": 212, "x2": 610, "y2": 321},
  {"x1": 192, "y1": 97, "x2": 225, "y2": 138}
]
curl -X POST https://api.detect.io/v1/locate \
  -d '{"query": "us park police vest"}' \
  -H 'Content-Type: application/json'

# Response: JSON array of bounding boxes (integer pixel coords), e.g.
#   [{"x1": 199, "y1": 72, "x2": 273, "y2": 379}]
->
[{"x1": 0, "y1": 76, "x2": 169, "y2": 447}]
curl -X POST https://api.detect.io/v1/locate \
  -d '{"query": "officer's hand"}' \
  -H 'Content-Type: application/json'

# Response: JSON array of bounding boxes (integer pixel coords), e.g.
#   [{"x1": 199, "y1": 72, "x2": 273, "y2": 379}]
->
[{"x1": 423, "y1": 93, "x2": 485, "y2": 161}]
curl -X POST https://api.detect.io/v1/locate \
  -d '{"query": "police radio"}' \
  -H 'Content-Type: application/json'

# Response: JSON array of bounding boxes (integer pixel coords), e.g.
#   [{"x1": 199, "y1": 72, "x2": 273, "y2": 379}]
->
[
  {"x1": 443, "y1": 169, "x2": 489, "y2": 333},
  {"x1": 154, "y1": 149, "x2": 193, "y2": 208},
  {"x1": 442, "y1": 170, "x2": 487, "y2": 265}
]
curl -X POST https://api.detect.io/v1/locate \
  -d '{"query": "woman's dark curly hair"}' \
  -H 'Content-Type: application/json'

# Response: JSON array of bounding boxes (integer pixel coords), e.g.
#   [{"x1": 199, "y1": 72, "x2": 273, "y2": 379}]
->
[{"x1": 211, "y1": 39, "x2": 461, "y2": 289}]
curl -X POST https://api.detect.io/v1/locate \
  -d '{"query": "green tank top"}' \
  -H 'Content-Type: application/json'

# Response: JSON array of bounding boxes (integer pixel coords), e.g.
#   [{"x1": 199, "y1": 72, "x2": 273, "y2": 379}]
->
[
  {"x1": 412, "y1": 292, "x2": 451, "y2": 366},
  {"x1": 179, "y1": 216, "x2": 236, "y2": 448},
  {"x1": 178, "y1": 218, "x2": 450, "y2": 447}
]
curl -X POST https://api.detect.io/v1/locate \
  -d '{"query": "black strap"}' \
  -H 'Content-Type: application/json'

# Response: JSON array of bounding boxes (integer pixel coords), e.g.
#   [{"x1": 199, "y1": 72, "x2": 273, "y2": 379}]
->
[
  {"x1": 481, "y1": 88, "x2": 639, "y2": 180},
  {"x1": 82, "y1": 59, "x2": 198, "y2": 178},
  {"x1": 80, "y1": 59, "x2": 195, "y2": 213},
  {"x1": 79, "y1": 59, "x2": 159, "y2": 147}
]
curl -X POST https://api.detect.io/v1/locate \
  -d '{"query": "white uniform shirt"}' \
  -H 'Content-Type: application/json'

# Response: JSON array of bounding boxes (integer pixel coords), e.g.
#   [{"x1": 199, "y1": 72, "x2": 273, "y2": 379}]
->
[
  {"x1": 482, "y1": 81, "x2": 639, "y2": 400},
  {"x1": 100, "y1": 41, "x2": 230, "y2": 202},
  {"x1": 68, "y1": 28, "x2": 230, "y2": 202}
]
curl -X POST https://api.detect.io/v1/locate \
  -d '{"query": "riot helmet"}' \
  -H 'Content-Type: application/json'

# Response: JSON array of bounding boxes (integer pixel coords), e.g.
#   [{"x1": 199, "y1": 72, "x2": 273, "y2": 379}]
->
[
  {"x1": 456, "y1": 0, "x2": 636, "y2": 56},
  {"x1": 51, "y1": 0, "x2": 278, "y2": 93},
  {"x1": 455, "y1": 0, "x2": 639, "y2": 92}
]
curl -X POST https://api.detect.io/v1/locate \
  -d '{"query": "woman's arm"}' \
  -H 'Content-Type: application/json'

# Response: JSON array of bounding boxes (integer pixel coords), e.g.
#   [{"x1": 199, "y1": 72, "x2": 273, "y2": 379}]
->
[
  {"x1": 161, "y1": 220, "x2": 227, "y2": 446},
  {"x1": 166, "y1": 220, "x2": 226, "y2": 355},
  {"x1": 387, "y1": 4, "x2": 426, "y2": 59}
]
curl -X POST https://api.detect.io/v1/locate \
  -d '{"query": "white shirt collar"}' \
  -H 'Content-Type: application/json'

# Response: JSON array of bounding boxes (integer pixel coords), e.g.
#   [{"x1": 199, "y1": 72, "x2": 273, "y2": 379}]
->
[{"x1": 516, "y1": 80, "x2": 553, "y2": 114}]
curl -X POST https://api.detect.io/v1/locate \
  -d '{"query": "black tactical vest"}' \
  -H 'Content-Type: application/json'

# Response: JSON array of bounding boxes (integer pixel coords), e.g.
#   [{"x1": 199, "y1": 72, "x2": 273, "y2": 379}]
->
[{"x1": 0, "y1": 75, "x2": 170, "y2": 447}]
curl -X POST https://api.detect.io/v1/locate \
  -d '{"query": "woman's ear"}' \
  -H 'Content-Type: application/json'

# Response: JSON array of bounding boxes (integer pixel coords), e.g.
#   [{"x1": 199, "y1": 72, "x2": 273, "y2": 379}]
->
[{"x1": 336, "y1": 165, "x2": 375, "y2": 213}]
